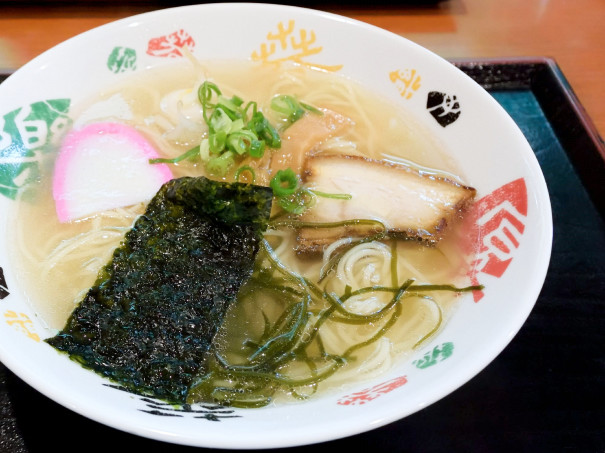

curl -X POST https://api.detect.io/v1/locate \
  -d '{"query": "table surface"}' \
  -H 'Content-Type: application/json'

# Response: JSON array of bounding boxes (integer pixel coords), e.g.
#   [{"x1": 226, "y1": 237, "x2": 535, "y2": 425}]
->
[
  {"x1": 0, "y1": 2, "x2": 604, "y2": 452},
  {"x1": 1, "y1": 0, "x2": 604, "y2": 140}
]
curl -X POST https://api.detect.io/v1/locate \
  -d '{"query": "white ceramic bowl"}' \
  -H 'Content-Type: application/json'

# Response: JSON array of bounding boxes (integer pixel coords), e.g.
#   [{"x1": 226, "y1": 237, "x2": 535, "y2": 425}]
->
[{"x1": 0, "y1": 3, "x2": 552, "y2": 449}]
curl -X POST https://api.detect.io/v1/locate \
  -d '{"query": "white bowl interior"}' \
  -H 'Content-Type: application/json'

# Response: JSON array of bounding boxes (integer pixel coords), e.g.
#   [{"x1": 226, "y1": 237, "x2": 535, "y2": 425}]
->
[{"x1": 0, "y1": 3, "x2": 552, "y2": 449}]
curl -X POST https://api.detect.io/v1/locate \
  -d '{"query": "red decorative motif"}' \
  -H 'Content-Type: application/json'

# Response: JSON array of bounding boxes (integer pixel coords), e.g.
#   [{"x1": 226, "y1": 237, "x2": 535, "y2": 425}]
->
[
  {"x1": 146, "y1": 29, "x2": 195, "y2": 58},
  {"x1": 463, "y1": 178, "x2": 528, "y2": 302},
  {"x1": 337, "y1": 375, "x2": 408, "y2": 406}
]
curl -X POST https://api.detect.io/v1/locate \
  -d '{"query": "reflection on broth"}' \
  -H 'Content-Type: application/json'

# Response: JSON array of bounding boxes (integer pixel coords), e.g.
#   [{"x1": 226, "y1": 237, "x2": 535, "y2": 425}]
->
[{"x1": 10, "y1": 60, "x2": 479, "y2": 406}]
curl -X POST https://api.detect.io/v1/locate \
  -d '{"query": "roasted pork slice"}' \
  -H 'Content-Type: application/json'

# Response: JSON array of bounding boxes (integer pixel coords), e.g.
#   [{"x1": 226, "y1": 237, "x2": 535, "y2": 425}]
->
[{"x1": 297, "y1": 154, "x2": 476, "y2": 254}]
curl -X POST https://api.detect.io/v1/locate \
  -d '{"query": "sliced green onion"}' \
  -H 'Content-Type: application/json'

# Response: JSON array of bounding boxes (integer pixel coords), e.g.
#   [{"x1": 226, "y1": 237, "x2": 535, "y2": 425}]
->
[
  {"x1": 267, "y1": 166, "x2": 352, "y2": 216},
  {"x1": 231, "y1": 95, "x2": 244, "y2": 107},
  {"x1": 271, "y1": 95, "x2": 323, "y2": 127},
  {"x1": 209, "y1": 130, "x2": 227, "y2": 154},
  {"x1": 243, "y1": 101, "x2": 258, "y2": 119},
  {"x1": 270, "y1": 168, "x2": 298, "y2": 197},
  {"x1": 249, "y1": 139, "x2": 265, "y2": 158},
  {"x1": 206, "y1": 151, "x2": 234, "y2": 176},
  {"x1": 308, "y1": 189, "x2": 352, "y2": 200},
  {"x1": 155, "y1": 81, "x2": 286, "y2": 177},
  {"x1": 227, "y1": 130, "x2": 258, "y2": 155},
  {"x1": 198, "y1": 81, "x2": 221, "y2": 105},
  {"x1": 209, "y1": 108, "x2": 232, "y2": 133},
  {"x1": 277, "y1": 188, "x2": 316, "y2": 214},
  {"x1": 198, "y1": 81, "x2": 221, "y2": 123},
  {"x1": 217, "y1": 95, "x2": 244, "y2": 120},
  {"x1": 234, "y1": 165, "x2": 256, "y2": 183},
  {"x1": 270, "y1": 188, "x2": 351, "y2": 216},
  {"x1": 271, "y1": 94, "x2": 305, "y2": 124},
  {"x1": 199, "y1": 139, "x2": 210, "y2": 162},
  {"x1": 148, "y1": 145, "x2": 200, "y2": 164},
  {"x1": 229, "y1": 118, "x2": 245, "y2": 133},
  {"x1": 248, "y1": 111, "x2": 281, "y2": 148},
  {"x1": 300, "y1": 101, "x2": 323, "y2": 115}
]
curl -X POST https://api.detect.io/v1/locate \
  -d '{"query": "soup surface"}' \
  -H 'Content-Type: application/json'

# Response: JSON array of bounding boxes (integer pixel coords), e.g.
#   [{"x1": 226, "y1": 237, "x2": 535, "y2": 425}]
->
[{"x1": 10, "y1": 59, "x2": 477, "y2": 404}]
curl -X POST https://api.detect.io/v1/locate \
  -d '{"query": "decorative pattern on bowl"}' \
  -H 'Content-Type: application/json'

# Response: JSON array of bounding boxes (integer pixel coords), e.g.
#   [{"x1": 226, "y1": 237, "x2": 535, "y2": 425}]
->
[{"x1": 0, "y1": 4, "x2": 551, "y2": 449}]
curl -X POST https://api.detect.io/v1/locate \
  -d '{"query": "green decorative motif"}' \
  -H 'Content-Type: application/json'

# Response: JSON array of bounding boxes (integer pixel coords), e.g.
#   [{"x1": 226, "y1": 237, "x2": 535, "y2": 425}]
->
[
  {"x1": 107, "y1": 47, "x2": 137, "y2": 73},
  {"x1": 0, "y1": 99, "x2": 71, "y2": 199},
  {"x1": 413, "y1": 342, "x2": 454, "y2": 369}
]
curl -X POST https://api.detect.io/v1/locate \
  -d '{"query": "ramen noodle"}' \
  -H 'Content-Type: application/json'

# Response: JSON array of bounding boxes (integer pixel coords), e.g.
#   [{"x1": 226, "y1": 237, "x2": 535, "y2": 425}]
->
[{"x1": 10, "y1": 59, "x2": 479, "y2": 406}]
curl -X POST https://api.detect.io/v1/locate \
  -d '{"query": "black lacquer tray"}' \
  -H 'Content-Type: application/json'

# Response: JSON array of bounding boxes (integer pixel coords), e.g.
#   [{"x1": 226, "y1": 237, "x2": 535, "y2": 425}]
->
[{"x1": 1, "y1": 58, "x2": 603, "y2": 453}]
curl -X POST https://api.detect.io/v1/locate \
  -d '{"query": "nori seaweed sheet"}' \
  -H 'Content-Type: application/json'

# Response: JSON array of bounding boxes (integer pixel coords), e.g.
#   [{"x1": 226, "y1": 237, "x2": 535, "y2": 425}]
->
[{"x1": 46, "y1": 176, "x2": 273, "y2": 403}]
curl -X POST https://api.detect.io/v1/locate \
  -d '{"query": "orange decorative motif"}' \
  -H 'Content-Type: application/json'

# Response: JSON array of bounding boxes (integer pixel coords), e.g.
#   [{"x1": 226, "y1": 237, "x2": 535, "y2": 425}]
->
[
  {"x1": 4, "y1": 310, "x2": 40, "y2": 342},
  {"x1": 251, "y1": 20, "x2": 342, "y2": 72},
  {"x1": 389, "y1": 69, "x2": 422, "y2": 100}
]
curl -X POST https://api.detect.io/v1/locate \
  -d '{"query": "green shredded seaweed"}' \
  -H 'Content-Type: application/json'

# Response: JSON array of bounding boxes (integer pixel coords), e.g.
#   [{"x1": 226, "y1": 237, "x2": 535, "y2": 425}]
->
[{"x1": 187, "y1": 235, "x2": 483, "y2": 408}]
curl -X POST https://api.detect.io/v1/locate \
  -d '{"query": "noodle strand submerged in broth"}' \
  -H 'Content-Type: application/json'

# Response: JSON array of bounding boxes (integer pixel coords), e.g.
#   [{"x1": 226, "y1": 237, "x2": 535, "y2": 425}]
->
[{"x1": 10, "y1": 60, "x2": 478, "y2": 405}]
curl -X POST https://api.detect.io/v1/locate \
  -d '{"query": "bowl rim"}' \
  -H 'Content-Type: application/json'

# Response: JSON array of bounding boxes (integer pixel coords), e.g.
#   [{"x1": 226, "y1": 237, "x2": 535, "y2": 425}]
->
[{"x1": 0, "y1": 2, "x2": 553, "y2": 449}]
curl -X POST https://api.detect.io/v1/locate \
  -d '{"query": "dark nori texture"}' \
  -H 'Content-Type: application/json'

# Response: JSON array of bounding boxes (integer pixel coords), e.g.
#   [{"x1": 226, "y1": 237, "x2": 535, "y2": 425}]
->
[{"x1": 46, "y1": 176, "x2": 273, "y2": 403}]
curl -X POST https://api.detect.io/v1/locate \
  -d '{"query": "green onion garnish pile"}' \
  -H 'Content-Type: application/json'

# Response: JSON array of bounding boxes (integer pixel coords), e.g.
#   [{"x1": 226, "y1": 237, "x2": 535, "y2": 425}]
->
[
  {"x1": 150, "y1": 81, "x2": 282, "y2": 176},
  {"x1": 150, "y1": 83, "x2": 324, "y2": 179}
]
